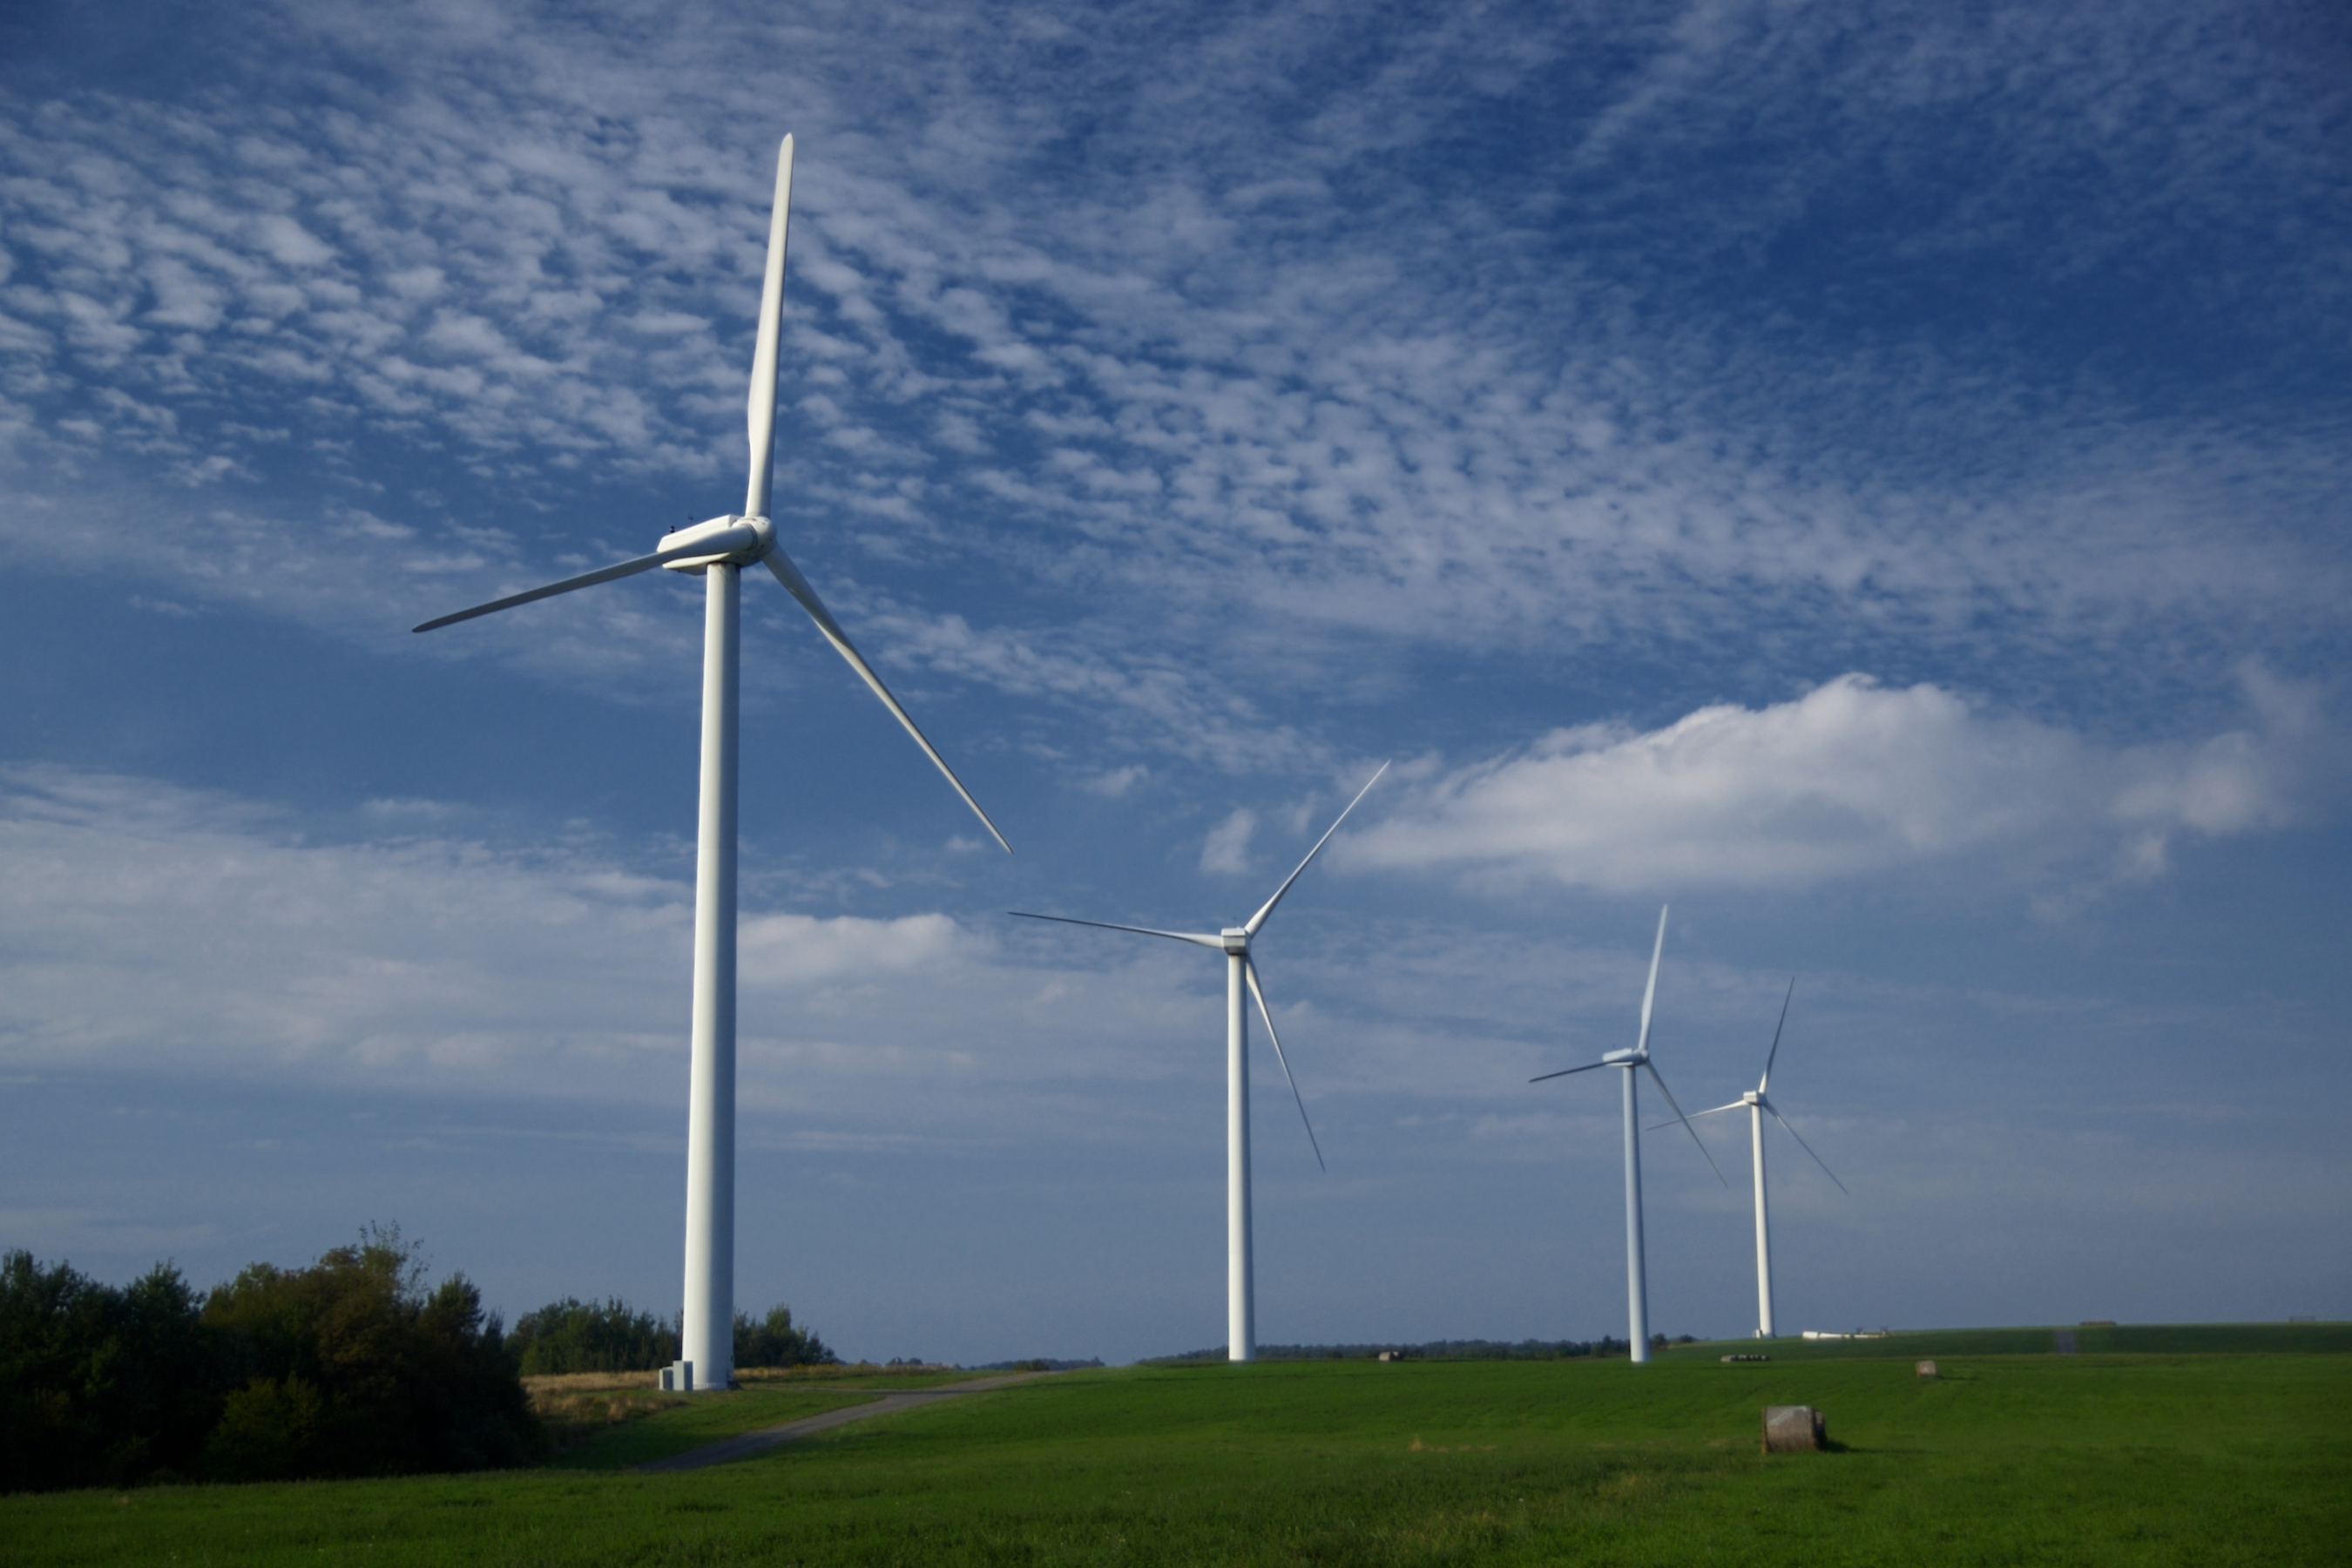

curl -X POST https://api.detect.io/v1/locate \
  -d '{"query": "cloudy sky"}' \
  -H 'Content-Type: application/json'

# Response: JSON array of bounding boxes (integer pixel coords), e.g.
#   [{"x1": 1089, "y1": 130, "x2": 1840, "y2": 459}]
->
[{"x1": 3, "y1": 0, "x2": 2346, "y2": 1363}]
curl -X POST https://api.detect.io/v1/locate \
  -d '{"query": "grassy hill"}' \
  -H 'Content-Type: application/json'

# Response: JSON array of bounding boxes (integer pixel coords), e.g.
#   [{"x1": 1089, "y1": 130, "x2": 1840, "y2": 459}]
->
[
  {"x1": 1675, "y1": 1320, "x2": 2352, "y2": 1360},
  {"x1": 5, "y1": 1337, "x2": 2348, "y2": 1565}
]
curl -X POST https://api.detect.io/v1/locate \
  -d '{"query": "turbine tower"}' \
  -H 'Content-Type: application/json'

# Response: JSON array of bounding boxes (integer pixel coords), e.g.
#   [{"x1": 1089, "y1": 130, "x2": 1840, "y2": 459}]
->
[
  {"x1": 1674, "y1": 979, "x2": 1846, "y2": 1338},
  {"x1": 1531, "y1": 905, "x2": 1723, "y2": 1364},
  {"x1": 1010, "y1": 763, "x2": 1389, "y2": 1362},
  {"x1": 414, "y1": 137, "x2": 1010, "y2": 1392}
]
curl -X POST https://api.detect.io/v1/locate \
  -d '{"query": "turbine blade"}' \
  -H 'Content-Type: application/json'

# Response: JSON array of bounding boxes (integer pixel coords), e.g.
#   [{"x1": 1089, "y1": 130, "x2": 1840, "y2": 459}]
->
[
  {"x1": 1006, "y1": 911, "x2": 1225, "y2": 950},
  {"x1": 1647, "y1": 1103, "x2": 1741, "y2": 1130},
  {"x1": 1530, "y1": 1059, "x2": 1612, "y2": 1084},
  {"x1": 1764, "y1": 1101, "x2": 1848, "y2": 1193},
  {"x1": 1243, "y1": 761, "x2": 1389, "y2": 936},
  {"x1": 413, "y1": 518, "x2": 768, "y2": 633},
  {"x1": 1632, "y1": 904, "x2": 1668, "y2": 1057},
  {"x1": 1644, "y1": 1061, "x2": 1727, "y2": 1186},
  {"x1": 744, "y1": 134, "x2": 794, "y2": 520},
  {"x1": 763, "y1": 547, "x2": 1010, "y2": 853},
  {"x1": 1245, "y1": 957, "x2": 1325, "y2": 1173},
  {"x1": 412, "y1": 551, "x2": 666, "y2": 632},
  {"x1": 1760, "y1": 977, "x2": 1794, "y2": 1092}
]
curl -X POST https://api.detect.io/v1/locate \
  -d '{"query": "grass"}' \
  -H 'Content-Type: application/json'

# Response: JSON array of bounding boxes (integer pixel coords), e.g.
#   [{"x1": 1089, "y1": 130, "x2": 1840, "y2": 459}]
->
[
  {"x1": 534, "y1": 1384, "x2": 875, "y2": 1470},
  {"x1": 1671, "y1": 1320, "x2": 2352, "y2": 1361},
  {"x1": 5, "y1": 1336, "x2": 2349, "y2": 1565},
  {"x1": 527, "y1": 1367, "x2": 997, "y2": 1470}
]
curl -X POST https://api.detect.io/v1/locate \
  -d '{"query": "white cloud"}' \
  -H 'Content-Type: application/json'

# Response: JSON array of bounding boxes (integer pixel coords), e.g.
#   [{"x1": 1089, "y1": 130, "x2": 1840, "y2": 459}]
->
[
  {"x1": 1079, "y1": 764, "x2": 1147, "y2": 798},
  {"x1": 0, "y1": 765, "x2": 1225, "y2": 1119},
  {"x1": 1, "y1": 763, "x2": 2342, "y2": 1356},
  {"x1": 0, "y1": 763, "x2": 1611, "y2": 1118},
  {"x1": 1200, "y1": 808, "x2": 1256, "y2": 875},
  {"x1": 0, "y1": 765, "x2": 687, "y2": 1090},
  {"x1": 740, "y1": 910, "x2": 973, "y2": 985},
  {"x1": 1346, "y1": 673, "x2": 2322, "y2": 896}
]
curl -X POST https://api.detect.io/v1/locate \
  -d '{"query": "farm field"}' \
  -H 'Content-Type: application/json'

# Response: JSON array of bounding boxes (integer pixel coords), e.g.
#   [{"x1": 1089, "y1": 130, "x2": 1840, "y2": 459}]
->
[{"x1": 5, "y1": 1335, "x2": 2348, "y2": 1565}]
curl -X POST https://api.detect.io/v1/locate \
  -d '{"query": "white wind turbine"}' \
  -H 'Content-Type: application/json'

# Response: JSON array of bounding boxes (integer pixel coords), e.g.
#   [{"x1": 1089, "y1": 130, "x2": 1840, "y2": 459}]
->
[
  {"x1": 413, "y1": 137, "x2": 1010, "y2": 1393},
  {"x1": 1531, "y1": 905, "x2": 1724, "y2": 1364},
  {"x1": 1009, "y1": 763, "x2": 1389, "y2": 1362},
  {"x1": 1670, "y1": 979, "x2": 1846, "y2": 1339}
]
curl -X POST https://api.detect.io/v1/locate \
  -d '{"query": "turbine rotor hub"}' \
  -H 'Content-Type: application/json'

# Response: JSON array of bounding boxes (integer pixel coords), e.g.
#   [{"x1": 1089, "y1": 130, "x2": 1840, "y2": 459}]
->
[{"x1": 660, "y1": 513, "x2": 774, "y2": 572}]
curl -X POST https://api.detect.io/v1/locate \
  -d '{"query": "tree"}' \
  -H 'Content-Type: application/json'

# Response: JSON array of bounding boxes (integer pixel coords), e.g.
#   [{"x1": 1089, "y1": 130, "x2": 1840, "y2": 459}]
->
[
  {"x1": 3, "y1": 1228, "x2": 540, "y2": 1490},
  {"x1": 733, "y1": 1304, "x2": 836, "y2": 1369},
  {"x1": 0, "y1": 1252, "x2": 219, "y2": 1490},
  {"x1": 504, "y1": 1296, "x2": 679, "y2": 1375},
  {"x1": 199, "y1": 1227, "x2": 541, "y2": 1480}
]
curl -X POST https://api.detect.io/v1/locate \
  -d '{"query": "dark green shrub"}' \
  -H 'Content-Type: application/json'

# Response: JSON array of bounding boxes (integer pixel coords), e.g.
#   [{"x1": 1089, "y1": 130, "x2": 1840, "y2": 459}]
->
[
  {"x1": 202, "y1": 1373, "x2": 323, "y2": 1480},
  {"x1": 734, "y1": 1304, "x2": 836, "y2": 1369},
  {"x1": 199, "y1": 1228, "x2": 541, "y2": 1479},
  {"x1": 505, "y1": 1297, "x2": 679, "y2": 1375},
  {"x1": 0, "y1": 1252, "x2": 220, "y2": 1491},
  {"x1": 5, "y1": 1231, "x2": 539, "y2": 1490}
]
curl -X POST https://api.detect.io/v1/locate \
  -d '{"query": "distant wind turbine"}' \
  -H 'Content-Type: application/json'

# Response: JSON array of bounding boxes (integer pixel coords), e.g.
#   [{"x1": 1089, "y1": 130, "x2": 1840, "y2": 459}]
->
[
  {"x1": 1010, "y1": 763, "x2": 1389, "y2": 1362},
  {"x1": 1666, "y1": 979, "x2": 1846, "y2": 1339},
  {"x1": 413, "y1": 137, "x2": 1010, "y2": 1393},
  {"x1": 1531, "y1": 905, "x2": 1724, "y2": 1364}
]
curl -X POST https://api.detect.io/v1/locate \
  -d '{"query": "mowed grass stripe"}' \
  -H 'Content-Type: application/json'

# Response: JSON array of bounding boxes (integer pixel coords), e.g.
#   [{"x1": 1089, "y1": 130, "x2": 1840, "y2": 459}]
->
[
  {"x1": 1675, "y1": 1320, "x2": 2352, "y2": 1361},
  {"x1": 6, "y1": 1352, "x2": 2348, "y2": 1565}
]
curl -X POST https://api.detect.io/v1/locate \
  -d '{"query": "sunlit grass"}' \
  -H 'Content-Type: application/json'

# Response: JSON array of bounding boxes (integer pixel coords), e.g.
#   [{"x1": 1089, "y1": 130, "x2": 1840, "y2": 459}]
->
[{"x1": 6, "y1": 1342, "x2": 2347, "y2": 1565}]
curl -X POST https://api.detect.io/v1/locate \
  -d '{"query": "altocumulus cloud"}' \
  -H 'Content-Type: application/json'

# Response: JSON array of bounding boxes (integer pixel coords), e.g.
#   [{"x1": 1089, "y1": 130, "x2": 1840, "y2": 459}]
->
[
  {"x1": 1345, "y1": 673, "x2": 2326, "y2": 896},
  {"x1": 4, "y1": 0, "x2": 2343, "y2": 759}
]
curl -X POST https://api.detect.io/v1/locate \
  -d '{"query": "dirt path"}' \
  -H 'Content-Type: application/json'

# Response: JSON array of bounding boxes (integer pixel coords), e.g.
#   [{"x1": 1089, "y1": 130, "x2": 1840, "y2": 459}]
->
[{"x1": 633, "y1": 1373, "x2": 1053, "y2": 1473}]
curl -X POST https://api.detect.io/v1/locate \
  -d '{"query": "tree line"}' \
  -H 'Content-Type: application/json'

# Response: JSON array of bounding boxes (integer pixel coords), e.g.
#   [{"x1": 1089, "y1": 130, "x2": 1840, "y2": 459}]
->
[
  {"x1": 504, "y1": 1295, "x2": 834, "y2": 1375},
  {"x1": 2, "y1": 1233, "x2": 834, "y2": 1493}
]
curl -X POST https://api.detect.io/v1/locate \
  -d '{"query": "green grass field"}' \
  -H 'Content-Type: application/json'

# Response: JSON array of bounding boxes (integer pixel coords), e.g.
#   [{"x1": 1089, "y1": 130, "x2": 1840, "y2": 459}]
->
[
  {"x1": 6, "y1": 1332, "x2": 2348, "y2": 1565},
  {"x1": 1671, "y1": 1320, "x2": 2352, "y2": 1361}
]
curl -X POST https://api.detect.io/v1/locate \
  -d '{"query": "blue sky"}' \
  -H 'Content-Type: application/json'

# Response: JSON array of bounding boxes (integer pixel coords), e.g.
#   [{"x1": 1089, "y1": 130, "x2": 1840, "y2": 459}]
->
[{"x1": 1, "y1": 0, "x2": 2346, "y2": 1364}]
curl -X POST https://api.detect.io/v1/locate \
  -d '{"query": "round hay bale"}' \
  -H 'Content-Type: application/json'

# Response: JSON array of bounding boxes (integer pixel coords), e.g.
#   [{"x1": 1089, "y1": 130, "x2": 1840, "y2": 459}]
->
[{"x1": 1762, "y1": 1404, "x2": 1827, "y2": 1452}]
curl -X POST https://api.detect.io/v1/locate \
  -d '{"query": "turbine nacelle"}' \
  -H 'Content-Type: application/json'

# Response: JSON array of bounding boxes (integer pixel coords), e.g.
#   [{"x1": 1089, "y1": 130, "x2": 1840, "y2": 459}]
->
[
  {"x1": 1603, "y1": 1045, "x2": 1643, "y2": 1066},
  {"x1": 660, "y1": 513, "x2": 774, "y2": 572},
  {"x1": 1220, "y1": 927, "x2": 1250, "y2": 955}
]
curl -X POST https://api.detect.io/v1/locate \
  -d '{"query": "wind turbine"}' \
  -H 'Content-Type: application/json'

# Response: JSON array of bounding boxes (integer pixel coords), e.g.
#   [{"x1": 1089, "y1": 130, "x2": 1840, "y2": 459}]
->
[
  {"x1": 1009, "y1": 763, "x2": 1389, "y2": 1362},
  {"x1": 1671, "y1": 979, "x2": 1846, "y2": 1339},
  {"x1": 1531, "y1": 905, "x2": 1723, "y2": 1364},
  {"x1": 413, "y1": 137, "x2": 1010, "y2": 1393}
]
